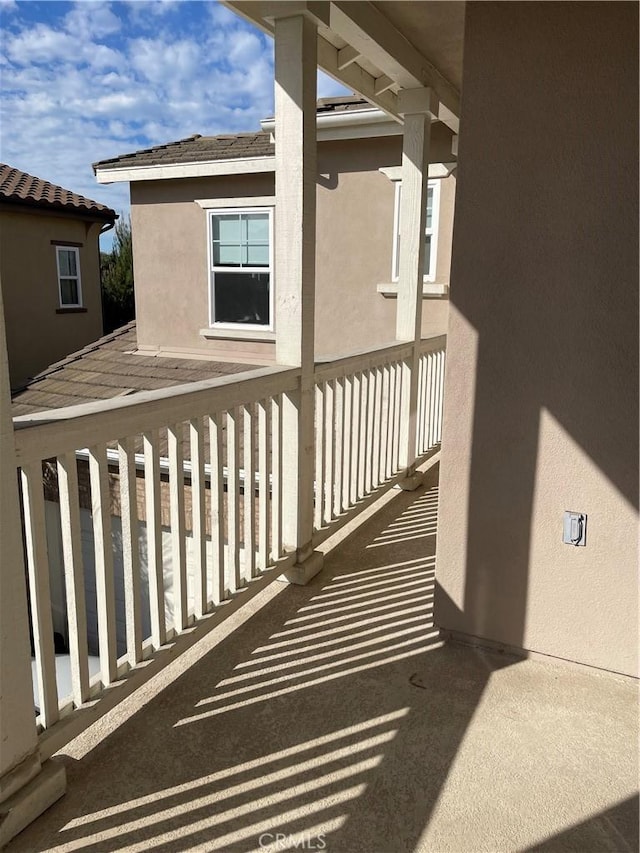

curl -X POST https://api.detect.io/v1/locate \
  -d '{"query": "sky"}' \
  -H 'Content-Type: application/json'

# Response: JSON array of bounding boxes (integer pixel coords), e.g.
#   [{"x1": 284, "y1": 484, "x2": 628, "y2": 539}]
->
[{"x1": 0, "y1": 0, "x2": 349, "y2": 249}]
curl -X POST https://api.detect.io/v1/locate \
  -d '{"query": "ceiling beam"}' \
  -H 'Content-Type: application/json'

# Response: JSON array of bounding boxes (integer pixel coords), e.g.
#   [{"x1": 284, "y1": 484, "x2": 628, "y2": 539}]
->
[
  {"x1": 329, "y1": 2, "x2": 460, "y2": 131},
  {"x1": 223, "y1": 0, "x2": 459, "y2": 129}
]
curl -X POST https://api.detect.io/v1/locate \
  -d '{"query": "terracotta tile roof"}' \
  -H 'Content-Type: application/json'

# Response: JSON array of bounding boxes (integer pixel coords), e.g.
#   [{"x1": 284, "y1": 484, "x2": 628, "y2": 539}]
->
[
  {"x1": 11, "y1": 321, "x2": 258, "y2": 416},
  {"x1": 0, "y1": 164, "x2": 117, "y2": 221},
  {"x1": 93, "y1": 132, "x2": 274, "y2": 171}
]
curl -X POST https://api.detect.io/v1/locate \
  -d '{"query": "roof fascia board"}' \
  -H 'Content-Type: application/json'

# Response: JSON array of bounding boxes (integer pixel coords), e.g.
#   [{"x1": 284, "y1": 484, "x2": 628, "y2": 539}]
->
[
  {"x1": 95, "y1": 156, "x2": 276, "y2": 184},
  {"x1": 329, "y1": 2, "x2": 460, "y2": 132}
]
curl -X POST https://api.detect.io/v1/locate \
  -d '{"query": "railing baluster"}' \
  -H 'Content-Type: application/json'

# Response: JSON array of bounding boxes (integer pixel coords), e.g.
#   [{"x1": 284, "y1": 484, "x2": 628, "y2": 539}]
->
[
  {"x1": 323, "y1": 379, "x2": 334, "y2": 525},
  {"x1": 227, "y1": 407, "x2": 241, "y2": 592},
  {"x1": 357, "y1": 370, "x2": 368, "y2": 499},
  {"x1": 208, "y1": 413, "x2": 225, "y2": 604},
  {"x1": 437, "y1": 351, "x2": 445, "y2": 443},
  {"x1": 429, "y1": 352, "x2": 437, "y2": 449},
  {"x1": 333, "y1": 376, "x2": 344, "y2": 517},
  {"x1": 394, "y1": 360, "x2": 403, "y2": 471},
  {"x1": 57, "y1": 451, "x2": 90, "y2": 706},
  {"x1": 271, "y1": 394, "x2": 282, "y2": 560},
  {"x1": 143, "y1": 430, "x2": 166, "y2": 648},
  {"x1": 373, "y1": 367, "x2": 383, "y2": 487},
  {"x1": 416, "y1": 355, "x2": 424, "y2": 455},
  {"x1": 243, "y1": 404, "x2": 256, "y2": 581},
  {"x1": 366, "y1": 368, "x2": 375, "y2": 493},
  {"x1": 342, "y1": 374, "x2": 352, "y2": 511},
  {"x1": 21, "y1": 462, "x2": 58, "y2": 726},
  {"x1": 88, "y1": 444, "x2": 117, "y2": 686},
  {"x1": 118, "y1": 438, "x2": 142, "y2": 667},
  {"x1": 314, "y1": 383, "x2": 325, "y2": 531},
  {"x1": 351, "y1": 371, "x2": 361, "y2": 506},
  {"x1": 258, "y1": 398, "x2": 271, "y2": 570},
  {"x1": 387, "y1": 362, "x2": 396, "y2": 478},
  {"x1": 168, "y1": 423, "x2": 187, "y2": 631},
  {"x1": 380, "y1": 364, "x2": 391, "y2": 481},
  {"x1": 189, "y1": 418, "x2": 207, "y2": 618}
]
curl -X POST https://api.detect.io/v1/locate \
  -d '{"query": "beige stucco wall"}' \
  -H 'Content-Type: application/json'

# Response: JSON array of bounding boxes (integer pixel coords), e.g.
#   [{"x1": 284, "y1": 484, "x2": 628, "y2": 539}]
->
[
  {"x1": 130, "y1": 128, "x2": 456, "y2": 363},
  {"x1": 435, "y1": 2, "x2": 638, "y2": 677},
  {"x1": 0, "y1": 208, "x2": 105, "y2": 389}
]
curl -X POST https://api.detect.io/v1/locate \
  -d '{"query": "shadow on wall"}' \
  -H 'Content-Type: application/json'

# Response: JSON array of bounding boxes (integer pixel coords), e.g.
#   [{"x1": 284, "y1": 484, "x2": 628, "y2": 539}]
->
[{"x1": 436, "y1": 1, "x2": 639, "y2": 669}]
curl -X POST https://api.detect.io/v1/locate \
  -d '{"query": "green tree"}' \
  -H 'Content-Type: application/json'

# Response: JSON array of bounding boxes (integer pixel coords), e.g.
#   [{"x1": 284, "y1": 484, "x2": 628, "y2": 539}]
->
[{"x1": 101, "y1": 214, "x2": 135, "y2": 333}]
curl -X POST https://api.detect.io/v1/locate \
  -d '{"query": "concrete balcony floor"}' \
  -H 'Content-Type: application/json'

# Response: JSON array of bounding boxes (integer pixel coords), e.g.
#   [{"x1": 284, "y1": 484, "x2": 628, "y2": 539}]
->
[{"x1": 9, "y1": 466, "x2": 638, "y2": 853}]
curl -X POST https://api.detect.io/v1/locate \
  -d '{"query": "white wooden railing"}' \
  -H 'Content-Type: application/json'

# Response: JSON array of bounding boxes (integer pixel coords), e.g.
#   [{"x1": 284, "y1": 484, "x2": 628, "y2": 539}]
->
[{"x1": 12, "y1": 337, "x2": 445, "y2": 735}]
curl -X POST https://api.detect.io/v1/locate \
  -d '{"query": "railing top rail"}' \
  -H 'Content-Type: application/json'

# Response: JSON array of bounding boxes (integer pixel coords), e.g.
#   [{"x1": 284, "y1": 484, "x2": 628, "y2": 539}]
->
[
  {"x1": 314, "y1": 334, "x2": 446, "y2": 381},
  {"x1": 314, "y1": 340, "x2": 412, "y2": 381},
  {"x1": 13, "y1": 365, "x2": 300, "y2": 465},
  {"x1": 418, "y1": 334, "x2": 447, "y2": 354}
]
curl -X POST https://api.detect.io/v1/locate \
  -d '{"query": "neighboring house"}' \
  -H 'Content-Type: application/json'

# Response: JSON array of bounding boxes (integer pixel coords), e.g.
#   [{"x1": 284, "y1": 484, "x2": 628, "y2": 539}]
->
[
  {"x1": 0, "y1": 164, "x2": 117, "y2": 389},
  {"x1": 93, "y1": 97, "x2": 457, "y2": 365}
]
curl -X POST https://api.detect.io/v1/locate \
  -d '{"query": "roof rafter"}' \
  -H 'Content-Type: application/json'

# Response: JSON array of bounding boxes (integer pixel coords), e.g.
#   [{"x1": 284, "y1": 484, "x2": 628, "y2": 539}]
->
[{"x1": 223, "y1": 1, "x2": 460, "y2": 131}]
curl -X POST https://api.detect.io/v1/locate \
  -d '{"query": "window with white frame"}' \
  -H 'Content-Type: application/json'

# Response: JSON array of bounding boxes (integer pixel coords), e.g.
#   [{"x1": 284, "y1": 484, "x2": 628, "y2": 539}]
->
[
  {"x1": 392, "y1": 180, "x2": 440, "y2": 282},
  {"x1": 56, "y1": 246, "x2": 82, "y2": 307},
  {"x1": 208, "y1": 208, "x2": 273, "y2": 329}
]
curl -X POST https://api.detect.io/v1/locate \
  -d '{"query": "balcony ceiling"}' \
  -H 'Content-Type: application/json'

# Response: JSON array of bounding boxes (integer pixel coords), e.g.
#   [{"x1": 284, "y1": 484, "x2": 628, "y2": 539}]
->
[{"x1": 373, "y1": 1, "x2": 465, "y2": 92}]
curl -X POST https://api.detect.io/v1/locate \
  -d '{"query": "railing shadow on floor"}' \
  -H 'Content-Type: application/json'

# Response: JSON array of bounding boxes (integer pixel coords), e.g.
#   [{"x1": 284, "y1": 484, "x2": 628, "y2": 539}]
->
[{"x1": 8, "y1": 466, "x2": 514, "y2": 853}]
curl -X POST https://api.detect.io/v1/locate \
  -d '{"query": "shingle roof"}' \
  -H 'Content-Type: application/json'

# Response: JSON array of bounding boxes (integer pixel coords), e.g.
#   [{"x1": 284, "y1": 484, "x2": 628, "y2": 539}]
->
[
  {"x1": 11, "y1": 321, "x2": 258, "y2": 416},
  {"x1": 93, "y1": 132, "x2": 274, "y2": 171},
  {"x1": 0, "y1": 164, "x2": 117, "y2": 221},
  {"x1": 93, "y1": 96, "x2": 371, "y2": 172}
]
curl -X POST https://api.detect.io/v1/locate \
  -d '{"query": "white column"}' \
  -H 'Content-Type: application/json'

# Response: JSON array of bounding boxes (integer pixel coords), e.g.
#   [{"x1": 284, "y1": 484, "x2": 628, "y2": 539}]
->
[
  {"x1": 273, "y1": 5, "x2": 328, "y2": 584},
  {"x1": 396, "y1": 87, "x2": 438, "y2": 488},
  {"x1": 0, "y1": 284, "x2": 66, "y2": 846}
]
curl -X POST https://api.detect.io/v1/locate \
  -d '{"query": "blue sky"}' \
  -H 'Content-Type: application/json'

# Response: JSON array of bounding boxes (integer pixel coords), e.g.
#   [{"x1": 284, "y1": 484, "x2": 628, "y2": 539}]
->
[{"x1": 0, "y1": 0, "x2": 349, "y2": 248}]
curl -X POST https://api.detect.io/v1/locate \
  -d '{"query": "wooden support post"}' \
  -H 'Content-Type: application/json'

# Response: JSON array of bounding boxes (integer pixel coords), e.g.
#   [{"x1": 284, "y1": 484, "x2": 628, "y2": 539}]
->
[
  {"x1": 0, "y1": 285, "x2": 65, "y2": 846},
  {"x1": 396, "y1": 87, "x2": 438, "y2": 490},
  {"x1": 274, "y1": 10, "x2": 325, "y2": 584}
]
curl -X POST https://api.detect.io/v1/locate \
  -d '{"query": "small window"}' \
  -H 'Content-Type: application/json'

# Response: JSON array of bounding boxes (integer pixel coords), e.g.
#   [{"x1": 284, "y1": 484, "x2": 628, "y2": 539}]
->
[
  {"x1": 208, "y1": 208, "x2": 273, "y2": 329},
  {"x1": 392, "y1": 180, "x2": 440, "y2": 282},
  {"x1": 56, "y1": 247, "x2": 82, "y2": 307}
]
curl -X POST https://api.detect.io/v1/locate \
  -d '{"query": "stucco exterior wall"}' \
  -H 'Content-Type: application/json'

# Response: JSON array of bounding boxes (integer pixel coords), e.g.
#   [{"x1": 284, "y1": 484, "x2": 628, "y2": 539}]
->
[
  {"x1": 0, "y1": 209, "x2": 105, "y2": 388},
  {"x1": 130, "y1": 130, "x2": 455, "y2": 363},
  {"x1": 435, "y1": 2, "x2": 639, "y2": 676}
]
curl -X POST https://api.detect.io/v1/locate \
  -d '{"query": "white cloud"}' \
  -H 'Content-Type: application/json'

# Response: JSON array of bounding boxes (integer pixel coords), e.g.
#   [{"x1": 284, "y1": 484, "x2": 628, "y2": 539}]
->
[
  {"x1": 64, "y1": 1, "x2": 121, "y2": 40},
  {"x1": 0, "y1": 0, "x2": 350, "y2": 251}
]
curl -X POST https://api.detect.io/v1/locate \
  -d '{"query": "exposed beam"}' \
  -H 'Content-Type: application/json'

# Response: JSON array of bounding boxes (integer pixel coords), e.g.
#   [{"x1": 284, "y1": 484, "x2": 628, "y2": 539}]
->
[
  {"x1": 316, "y1": 35, "x2": 401, "y2": 121},
  {"x1": 337, "y1": 44, "x2": 361, "y2": 70},
  {"x1": 329, "y1": 1, "x2": 460, "y2": 132},
  {"x1": 224, "y1": 0, "x2": 460, "y2": 130},
  {"x1": 374, "y1": 74, "x2": 395, "y2": 96},
  {"x1": 259, "y1": 1, "x2": 330, "y2": 26}
]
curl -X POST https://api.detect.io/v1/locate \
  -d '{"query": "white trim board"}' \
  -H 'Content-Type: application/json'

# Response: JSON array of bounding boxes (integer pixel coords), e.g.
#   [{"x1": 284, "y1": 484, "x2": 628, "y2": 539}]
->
[
  {"x1": 196, "y1": 196, "x2": 275, "y2": 209},
  {"x1": 96, "y1": 156, "x2": 276, "y2": 184}
]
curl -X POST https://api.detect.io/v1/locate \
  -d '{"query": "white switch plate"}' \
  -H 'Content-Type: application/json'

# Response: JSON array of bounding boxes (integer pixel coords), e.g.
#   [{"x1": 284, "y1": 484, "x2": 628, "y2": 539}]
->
[{"x1": 563, "y1": 511, "x2": 587, "y2": 546}]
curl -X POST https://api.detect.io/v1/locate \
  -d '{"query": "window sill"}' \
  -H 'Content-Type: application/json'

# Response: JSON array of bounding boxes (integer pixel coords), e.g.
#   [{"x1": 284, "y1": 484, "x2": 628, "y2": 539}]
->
[
  {"x1": 56, "y1": 307, "x2": 87, "y2": 314},
  {"x1": 200, "y1": 327, "x2": 276, "y2": 343},
  {"x1": 377, "y1": 283, "x2": 449, "y2": 299}
]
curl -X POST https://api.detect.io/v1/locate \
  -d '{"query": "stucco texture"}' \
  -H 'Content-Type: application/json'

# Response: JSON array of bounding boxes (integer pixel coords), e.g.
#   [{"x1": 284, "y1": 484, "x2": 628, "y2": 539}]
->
[
  {"x1": 435, "y1": 2, "x2": 639, "y2": 676},
  {"x1": 0, "y1": 210, "x2": 104, "y2": 389}
]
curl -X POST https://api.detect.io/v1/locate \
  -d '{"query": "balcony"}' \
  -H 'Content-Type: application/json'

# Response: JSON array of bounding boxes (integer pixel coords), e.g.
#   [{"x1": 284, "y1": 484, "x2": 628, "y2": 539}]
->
[
  {"x1": 6, "y1": 457, "x2": 638, "y2": 852},
  {"x1": 2, "y1": 335, "x2": 637, "y2": 852}
]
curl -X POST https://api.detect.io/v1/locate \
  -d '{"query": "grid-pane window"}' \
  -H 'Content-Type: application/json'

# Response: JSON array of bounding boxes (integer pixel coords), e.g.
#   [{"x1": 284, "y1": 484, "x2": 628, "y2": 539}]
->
[
  {"x1": 209, "y1": 209, "x2": 272, "y2": 327},
  {"x1": 393, "y1": 181, "x2": 440, "y2": 282},
  {"x1": 56, "y1": 247, "x2": 82, "y2": 306}
]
